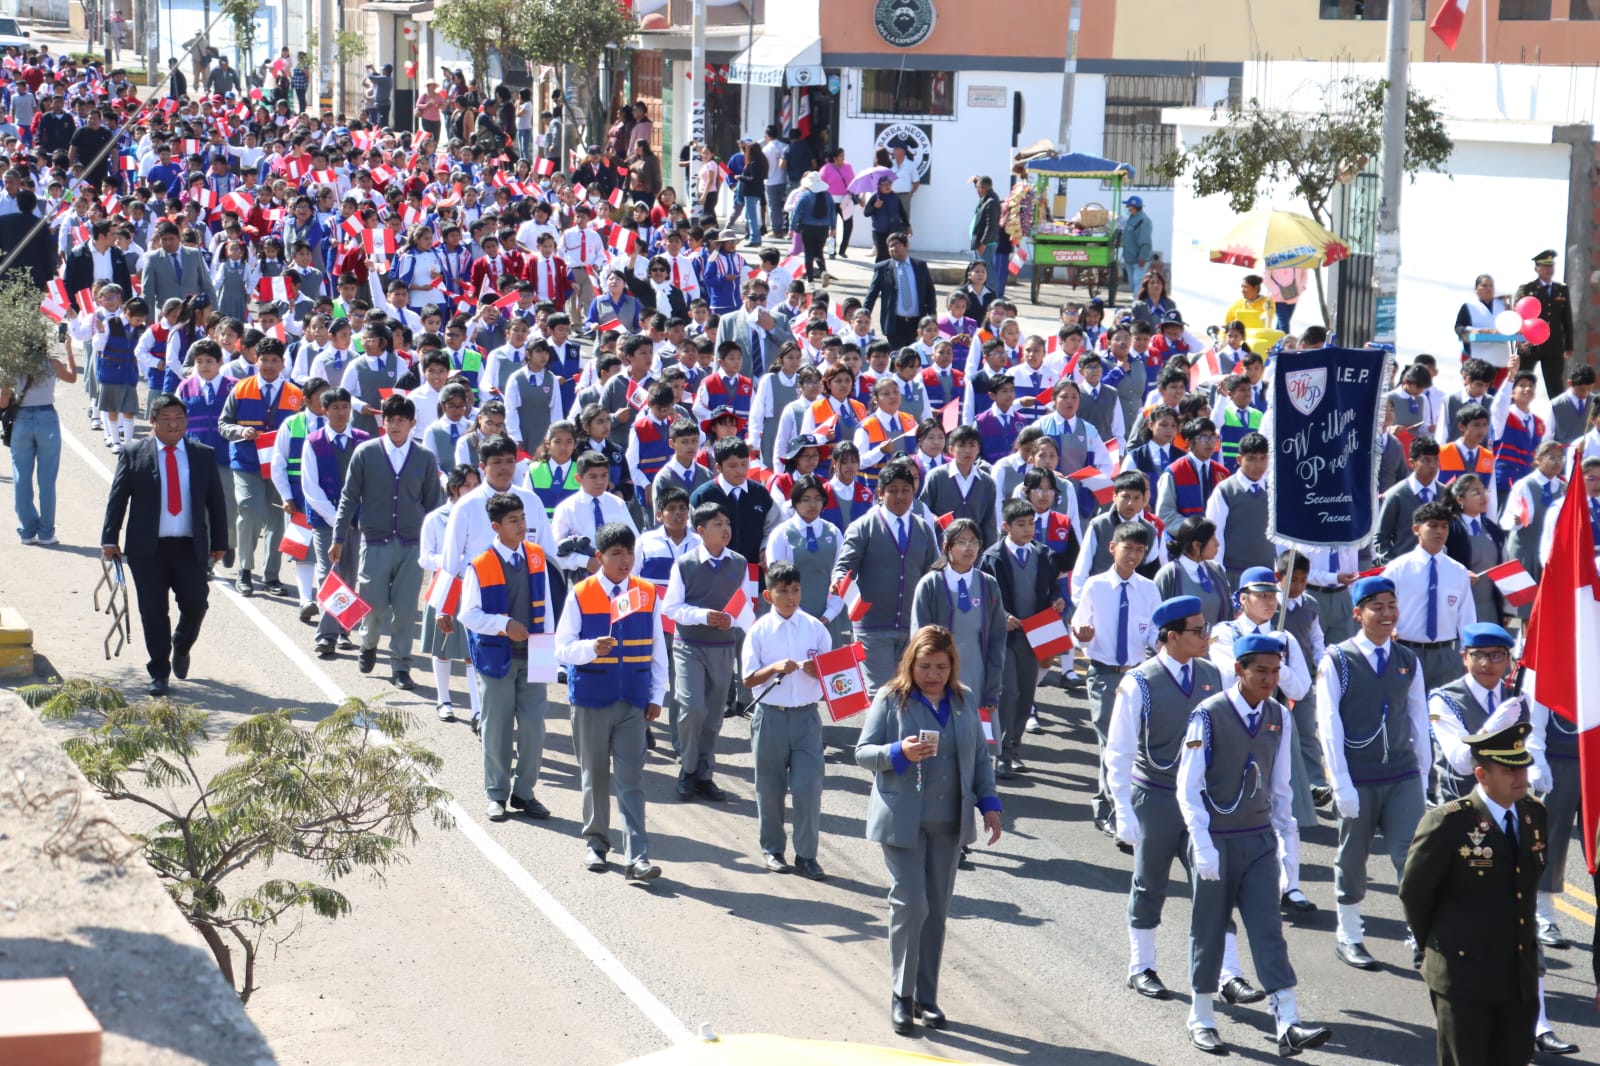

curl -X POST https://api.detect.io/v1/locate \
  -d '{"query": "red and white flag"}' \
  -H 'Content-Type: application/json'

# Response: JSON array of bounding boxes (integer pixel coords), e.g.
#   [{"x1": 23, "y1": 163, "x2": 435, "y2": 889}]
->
[
  {"x1": 277, "y1": 512, "x2": 313, "y2": 562},
  {"x1": 609, "y1": 227, "x2": 637, "y2": 256},
  {"x1": 1429, "y1": 0, "x2": 1470, "y2": 51},
  {"x1": 607, "y1": 187, "x2": 627, "y2": 209},
  {"x1": 723, "y1": 587, "x2": 757, "y2": 631},
  {"x1": 254, "y1": 430, "x2": 278, "y2": 480},
  {"x1": 424, "y1": 569, "x2": 463, "y2": 615},
  {"x1": 609, "y1": 583, "x2": 653, "y2": 623},
  {"x1": 813, "y1": 642, "x2": 870, "y2": 722},
  {"x1": 317, "y1": 571, "x2": 372, "y2": 630},
  {"x1": 1022, "y1": 607, "x2": 1073, "y2": 661},
  {"x1": 1522, "y1": 447, "x2": 1600, "y2": 872},
  {"x1": 1188, "y1": 346, "x2": 1226, "y2": 391},
  {"x1": 744, "y1": 562, "x2": 762, "y2": 604},
  {"x1": 832, "y1": 572, "x2": 872, "y2": 623},
  {"x1": 1009, "y1": 245, "x2": 1027, "y2": 277},
  {"x1": 1484, "y1": 560, "x2": 1537, "y2": 609},
  {"x1": 1068, "y1": 466, "x2": 1116, "y2": 507},
  {"x1": 363, "y1": 229, "x2": 398, "y2": 257},
  {"x1": 74, "y1": 287, "x2": 96, "y2": 316},
  {"x1": 533, "y1": 158, "x2": 555, "y2": 177},
  {"x1": 979, "y1": 706, "x2": 997, "y2": 744},
  {"x1": 257, "y1": 276, "x2": 296, "y2": 303},
  {"x1": 596, "y1": 316, "x2": 622, "y2": 333},
  {"x1": 221, "y1": 190, "x2": 254, "y2": 216}
]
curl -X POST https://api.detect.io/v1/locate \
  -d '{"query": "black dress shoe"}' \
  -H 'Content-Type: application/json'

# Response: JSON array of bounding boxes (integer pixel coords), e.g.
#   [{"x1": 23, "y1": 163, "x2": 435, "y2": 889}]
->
[
  {"x1": 299, "y1": 602, "x2": 319, "y2": 624},
  {"x1": 147, "y1": 676, "x2": 169, "y2": 697},
  {"x1": 995, "y1": 760, "x2": 1015, "y2": 779},
  {"x1": 1189, "y1": 1027, "x2": 1225, "y2": 1054},
  {"x1": 1278, "y1": 1022, "x2": 1331, "y2": 1056},
  {"x1": 913, "y1": 1001, "x2": 946, "y2": 1029},
  {"x1": 1538, "y1": 924, "x2": 1568, "y2": 949},
  {"x1": 1221, "y1": 976, "x2": 1265, "y2": 1005},
  {"x1": 1126, "y1": 968, "x2": 1170, "y2": 999},
  {"x1": 171, "y1": 649, "x2": 190, "y2": 680},
  {"x1": 696, "y1": 778, "x2": 728, "y2": 801},
  {"x1": 1311, "y1": 786, "x2": 1333, "y2": 808},
  {"x1": 235, "y1": 570, "x2": 254, "y2": 597},
  {"x1": 358, "y1": 648, "x2": 377, "y2": 673},
  {"x1": 1412, "y1": 943, "x2": 1424, "y2": 970},
  {"x1": 1536, "y1": 1031, "x2": 1579, "y2": 1055},
  {"x1": 1011, "y1": 757, "x2": 1028, "y2": 773},
  {"x1": 645, "y1": 727, "x2": 657, "y2": 751},
  {"x1": 338, "y1": 636, "x2": 357, "y2": 650},
  {"x1": 315, "y1": 639, "x2": 336, "y2": 659},
  {"x1": 470, "y1": 716, "x2": 481, "y2": 739},
  {"x1": 264, "y1": 579, "x2": 290, "y2": 597},
  {"x1": 391, "y1": 669, "x2": 416, "y2": 690},
  {"x1": 223, "y1": 548, "x2": 236, "y2": 569},
  {"x1": 676, "y1": 776, "x2": 696, "y2": 800},
  {"x1": 512, "y1": 794, "x2": 550, "y2": 819},
  {"x1": 891, "y1": 995, "x2": 914, "y2": 1036},
  {"x1": 795, "y1": 856, "x2": 826, "y2": 881},
  {"x1": 1280, "y1": 891, "x2": 1317, "y2": 914},
  {"x1": 1335, "y1": 940, "x2": 1378, "y2": 970}
]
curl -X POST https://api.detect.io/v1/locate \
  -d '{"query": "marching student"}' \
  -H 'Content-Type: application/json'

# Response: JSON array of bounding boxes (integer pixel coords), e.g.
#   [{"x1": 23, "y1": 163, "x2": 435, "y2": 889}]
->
[
  {"x1": 70, "y1": 283, "x2": 140, "y2": 452},
  {"x1": 1072, "y1": 471, "x2": 1165, "y2": 595},
  {"x1": 651, "y1": 417, "x2": 713, "y2": 502},
  {"x1": 1382, "y1": 500, "x2": 1476, "y2": 688},
  {"x1": 501, "y1": 339, "x2": 564, "y2": 455},
  {"x1": 765, "y1": 474, "x2": 846, "y2": 642},
  {"x1": 218, "y1": 334, "x2": 304, "y2": 597},
  {"x1": 910, "y1": 518, "x2": 1007, "y2": 720},
  {"x1": 854, "y1": 376, "x2": 919, "y2": 492},
  {"x1": 1204, "y1": 432, "x2": 1273, "y2": 590},
  {"x1": 1155, "y1": 418, "x2": 1231, "y2": 536},
  {"x1": 919, "y1": 425, "x2": 998, "y2": 549},
  {"x1": 741, "y1": 560, "x2": 833, "y2": 879},
  {"x1": 573, "y1": 403, "x2": 634, "y2": 501},
  {"x1": 1375, "y1": 435, "x2": 1444, "y2": 564},
  {"x1": 329, "y1": 393, "x2": 445, "y2": 691},
  {"x1": 634, "y1": 484, "x2": 702, "y2": 755},
  {"x1": 1176, "y1": 633, "x2": 1333, "y2": 1056},
  {"x1": 419, "y1": 464, "x2": 481, "y2": 723},
  {"x1": 268, "y1": 376, "x2": 330, "y2": 621},
  {"x1": 663, "y1": 503, "x2": 749, "y2": 802},
  {"x1": 1071, "y1": 521, "x2": 1161, "y2": 841},
  {"x1": 421, "y1": 382, "x2": 476, "y2": 476},
  {"x1": 1315, "y1": 576, "x2": 1430, "y2": 972},
  {"x1": 176, "y1": 340, "x2": 238, "y2": 566},
  {"x1": 1277, "y1": 552, "x2": 1334, "y2": 836},
  {"x1": 689, "y1": 437, "x2": 778, "y2": 567},
  {"x1": 458, "y1": 492, "x2": 554, "y2": 822},
  {"x1": 554, "y1": 521, "x2": 667, "y2": 882},
  {"x1": 1549, "y1": 364, "x2": 1595, "y2": 445},
  {"x1": 625, "y1": 383, "x2": 680, "y2": 512},
  {"x1": 1154, "y1": 516, "x2": 1231, "y2": 628},
  {"x1": 299, "y1": 387, "x2": 369, "y2": 659},
  {"x1": 526, "y1": 420, "x2": 582, "y2": 522},
  {"x1": 1500, "y1": 440, "x2": 1566, "y2": 605},
  {"x1": 338, "y1": 320, "x2": 405, "y2": 435}
]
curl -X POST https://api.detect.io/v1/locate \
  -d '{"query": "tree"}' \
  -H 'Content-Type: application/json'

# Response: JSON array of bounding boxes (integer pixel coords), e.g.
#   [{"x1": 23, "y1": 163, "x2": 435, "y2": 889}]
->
[
  {"x1": 0, "y1": 271, "x2": 55, "y2": 409},
  {"x1": 21, "y1": 680, "x2": 451, "y2": 1003},
  {"x1": 432, "y1": 0, "x2": 522, "y2": 90},
  {"x1": 1158, "y1": 76, "x2": 1452, "y2": 323},
  {"x1": 516, "y1": 0, "x2": 639, "y2": 149}
]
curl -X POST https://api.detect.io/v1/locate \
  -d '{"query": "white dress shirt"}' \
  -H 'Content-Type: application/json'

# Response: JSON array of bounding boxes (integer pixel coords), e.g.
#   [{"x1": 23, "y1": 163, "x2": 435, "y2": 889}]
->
[
  {"x1": 1430, "y1": 677, "x2": 1537, "y2": 779},
  {"x1": 440, "y1": 481, "x2": 558, "y2": 580},
  {"x1": 1209, "y1": 616, "x2": 1312, "y2": 701},
  {"x1": 1069, "y1": 508, "x2": 1168, "y2": 597},
  {"x1": 1176, "y1": 686, "x2": 1296, "y2": 858},
  {"x1": 1070, "y1": 568, "x2": 1161, "y2": 665},
  {"x1": 1314, "y1": 631, "x2": 1431, "y2": 801},
  {"x1": 553, "y1": 573, "x2": 668, "y2": 706},
  {"x1": 1108, "y1": 650, "x2": 1210, "y2": 829},
  {"x1": 1382, "y1": 546, "x2": 1477, "y2": 642},
  {"x1": 663, "y1": 545, "x2": 747, "y2": 627},
  {"x1": 741, "y1": 607, "x2": 832, "y2": 706},
  {"x1": 550, "y1": 488, "x2": 638, "y2": 571},
  {"x1": 155, "y1": 439, "x2": 193, "y2": 538}
]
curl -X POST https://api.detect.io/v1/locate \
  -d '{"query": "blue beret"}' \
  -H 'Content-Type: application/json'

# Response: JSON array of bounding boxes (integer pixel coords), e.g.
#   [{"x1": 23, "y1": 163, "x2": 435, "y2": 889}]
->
[
  {"x1": 1238, "y1": 566, "x2": 1279, "y2": 591},
  {"x1": 1234, "y1": 632, "x2": 1286, "y2": 659},
  {"x1": 1351, "y1": 576, "x2": 1395, "y2": 605},
  {"x1": 1463, "y1": 622, "x2": 1514, "y2": 649},
  {"x1": 1153, "y1": 595, "x2": 1203, "y2": 629}
]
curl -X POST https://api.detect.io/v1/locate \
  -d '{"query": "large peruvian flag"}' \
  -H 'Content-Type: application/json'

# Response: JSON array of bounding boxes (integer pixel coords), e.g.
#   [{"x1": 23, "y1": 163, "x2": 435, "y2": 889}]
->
[
  {"x1": 1429, "y1": 0, "x2": 1470, "y2": 52},
  {"x1": 1522, "y1": 450, "x2": 1600, "y2": 873}
]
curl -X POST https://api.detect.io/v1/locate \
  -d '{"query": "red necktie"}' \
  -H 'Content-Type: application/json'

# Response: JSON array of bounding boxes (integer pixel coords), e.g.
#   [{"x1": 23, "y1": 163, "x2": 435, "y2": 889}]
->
[
  {"x1": 672, "y1": 261, "x2": 681, "y2": 288},
  {"x1": 546, "y1": 260, "x2": 554, "y2": 297},
  {"x1": 164, "y1": 444, "x2": 181, "y2": 516},
  {"x1": 579, "y1": 233, "x2": 587, "y2": 260}
]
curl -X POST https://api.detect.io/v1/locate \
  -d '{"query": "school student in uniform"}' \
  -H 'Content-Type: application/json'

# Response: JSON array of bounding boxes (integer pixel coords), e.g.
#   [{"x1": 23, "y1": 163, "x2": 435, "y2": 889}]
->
[
  {"x1": 918, "y1": 425, "x2": 999, "y2": 549},
  {"x1": 554, "y1": 522, "x2": 668, "y2": 882},
  {"x1": 419, "y1": 465, "x2": 482, "y2": 723},
  {"x1": 218, "y1": 335, "x2": 304, "y2": 597},
  {"x1": 269, "y1": 376, "x2": 330, "y2": 620},
  {"x1": 1381, "y1": 500, "x2": 1476, "y2": 690},
  {"x1": 910, "y1": 518, "x2": 1007, "y2": 733},
  {"x1": 765, "y1": 474, "x2": 846, "y2": 645},
  {"x1": 634, "y1": 485, "x2": 702, "y2": 755},
  {"x1": 299, "y1": 387, "x2": 370, "y2": 658},
  {"x1": 651, "y1": 417, "x2": 713, "y2": 502},
  {"x1": 742, "y1": 560, "x2": 833, "y2": 879},
  {"x1": 458, "y1": 492, "x2": 554, "y2": 821},
  {"x1": 553, "y1": 450, "x2": 640, "y2": 587},
  {"x1": 177, "y1": 340, "x2": 239, "y2": 568}
]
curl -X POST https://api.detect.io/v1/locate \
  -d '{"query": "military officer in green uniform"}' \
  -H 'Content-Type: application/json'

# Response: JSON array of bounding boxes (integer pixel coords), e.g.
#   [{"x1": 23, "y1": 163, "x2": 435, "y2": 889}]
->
[
  {"x1": 1514, "y1": 250, "x2": 1574, "y2": 399},
  {"x1": 1398, "y1": 721, "x2": 1544, "y2": 1066}
]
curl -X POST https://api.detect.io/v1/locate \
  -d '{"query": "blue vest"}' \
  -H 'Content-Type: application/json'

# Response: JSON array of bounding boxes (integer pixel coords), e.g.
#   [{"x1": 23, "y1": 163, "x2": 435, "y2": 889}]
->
[
  {"x1": 178, "y1": 374, "x2": 233, "y2": 465},
  {"x1": 303, "y1": 427, "x2": 370, "y2": 529},
  {"x1": 98, "y1": 317, "x2": 139, "y2": 386},
  {"x1": 466, "y1": 543, "x2": 548, "y2": 679},
  {"x1": 568, "y1": 576, "x2": 655, "y2": 709}
]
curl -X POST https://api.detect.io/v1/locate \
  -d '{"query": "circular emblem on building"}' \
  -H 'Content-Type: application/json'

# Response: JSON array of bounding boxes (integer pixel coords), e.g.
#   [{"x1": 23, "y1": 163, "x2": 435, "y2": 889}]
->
[
  {"x1": 873, "y1": 0, "x2": 936, "y2": 48},
  {"x1": 874, "y1": 122, "x2": 932, "y2": 183}
]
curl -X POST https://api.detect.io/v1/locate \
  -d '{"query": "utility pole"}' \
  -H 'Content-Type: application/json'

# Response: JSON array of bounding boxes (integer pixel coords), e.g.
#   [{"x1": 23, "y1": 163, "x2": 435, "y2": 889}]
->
[
  {"x1": 1056, "y1": 0, "x2": 1080, "y2": 152},
  {"x1": 688, "y1": 0, "x2": 705, "y2": 217},
  {"x1": 1372, "y1": 0, "x2": 1408, "y2": 347}
]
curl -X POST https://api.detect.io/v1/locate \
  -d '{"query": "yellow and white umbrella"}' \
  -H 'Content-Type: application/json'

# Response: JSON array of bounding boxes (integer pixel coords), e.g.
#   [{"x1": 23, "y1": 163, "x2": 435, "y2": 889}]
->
[
  {"x1": 1208, "y1": 209, "x2": 1349, "y2": 271},
  {"x1": 622, "y1": 1034, "x2": 989, "y2": 1066}
]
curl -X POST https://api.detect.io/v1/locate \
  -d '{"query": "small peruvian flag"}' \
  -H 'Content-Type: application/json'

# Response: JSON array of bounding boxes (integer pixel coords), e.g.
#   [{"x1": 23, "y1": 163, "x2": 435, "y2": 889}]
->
[
  {"x1": 370, "y1": 165, "x2": 397, "y2": 186},
  {"x1": 609, "y1": 227, "x2": 637, "y2": 256},
  {"x1": 1188, "y1": 346, "x2": 1226, "y2": 391},
  {"x1": 1485, "y1": 560, "x2": 1538, "y2": 609},
  {"x1": 1009, "y1": 246, "x2": 1028, "y2": 277},
  {"x1": 363, "y1": 229, "x2": 398, "y2": 257},
  {"x1": 936, "y1": 512, "x2": 955, "y2": 529},
  {"x1": 39, "y1": 293, "x2": 70, "y2": 323},
  {"x1": 1068, "y1": 467, "x2": 1116, "y2": 507},
  {"x1": 941, "y1": 399, "x2": 961, "y2": 433},
  {"x1": 610, "y1": 583, "x2": 653, "y2": 623},
  {"x1": 425, "y1": 569, "x2": 463, "y2": 615},
  {"x1": 493, "y1": 290, "x2": 522, "y2": 312},
  {"x1": 596, "y1": 316, "x2": 622, "y2": 333},
  {"x1": 534, "y1": 158, "x2": 555, "y2": 177},
  {"x1": 254, "y1": 430, "x2": 278, "y2": 481},
  {"x1": 723, "y1": 587, "x2": 757, "y2": 631},
  {"x1": 119, "y1": 154, "x2": 139, "y2": 172},
  {"x1": 1022, "y1": 608, "x2": 1073, "y2": 661},
  {"x1": 74, "y1": 288, "x2": 96, "y2": 316},
  {"x1": 607, "y1": 187, "x2": 626, "y2": 209},
  {"x1": 814, "y1": 642, "x2": 870, "y2": 722},
  {"x1": 317, "y1": 570, "x2": 373, "y2": 631},
  {"x1": 221, "y1": 190, "x2": 254, "y2": 216},
  {"x1": 258, "y1": 276, "x2": 297, "y2": 303},
  {"x1": 979, "y1": 706, "x2": 997, "y2": 745},
  {"x1": 832, "y1": 572, "x2": 872, "y2": 623},
  {"x1": 277, "y1": 512, "x2": 313, "y2": 562},
  {"x1": 1429, "y1": 0, "x2": 1470, "y2": 51}
]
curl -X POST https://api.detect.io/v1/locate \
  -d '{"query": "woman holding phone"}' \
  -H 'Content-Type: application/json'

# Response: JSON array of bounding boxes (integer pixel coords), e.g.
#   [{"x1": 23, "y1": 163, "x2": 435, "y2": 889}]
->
[{"x1": 855, "y1": 625, "x2": 1003, "y2": 1037}]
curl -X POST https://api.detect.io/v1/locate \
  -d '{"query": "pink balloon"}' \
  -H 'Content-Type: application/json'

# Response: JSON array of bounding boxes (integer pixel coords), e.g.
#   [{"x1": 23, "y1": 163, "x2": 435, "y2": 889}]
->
[
  {"x1": 1522, "y1": 317, "x2": 1551, "y2": 345},
  {"x1": 1515, "y1": 295, "x2": 1543, "y2": 320}
]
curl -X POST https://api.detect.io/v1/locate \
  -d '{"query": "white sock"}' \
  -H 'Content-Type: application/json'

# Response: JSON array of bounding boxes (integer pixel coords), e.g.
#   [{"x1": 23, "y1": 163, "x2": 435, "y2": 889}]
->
[
  {"x1": 1536, "y1": 976, "x2": 1552, "y2": 1036},
  {"x1": 1129, "y1": 926, "x2": 1157, "y2": 976},
  {"x1": 1188, "y1": 993, "x2": 1215, "y2": 1031},
  {"x1": 120, "y1": 417, "x2": 135, "y2": 445},
  {"x1": 295, "y1": 559, "x2": 316, "y2": 603},
  {"x1": 1336, "y1": 902, "x2": 1364, "y2": 944},
  {"x1": 465, "y1": 664, "x2": 482, "y2": 719},
  {"x1": 1269, "y1": 988, "x2": 1299, "y2": 1037},
  {"x1": 1537, "y1": 891, "x2": 1559, "y2": 926},
  {"x1": 432, "y1": 658, "x2": 452, "y2": 704},
  {"x1": 1220, "y1": 932, "x2": 1242, "y2": 981}
]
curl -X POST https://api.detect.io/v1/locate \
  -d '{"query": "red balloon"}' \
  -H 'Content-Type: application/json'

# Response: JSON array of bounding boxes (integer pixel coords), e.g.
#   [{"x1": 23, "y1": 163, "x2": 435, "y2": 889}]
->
[
  {"x1": 1515, "y1": 295, "x2": 1543, "y2": 320},
  {"x1": 1522, "y1": 317, "x2": 1551, "y2": 345}
]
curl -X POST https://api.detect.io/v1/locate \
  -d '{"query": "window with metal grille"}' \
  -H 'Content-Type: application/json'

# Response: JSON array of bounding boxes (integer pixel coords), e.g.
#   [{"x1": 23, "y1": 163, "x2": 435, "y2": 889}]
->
[
  {"x1": 852, "y1": 69, "x2": 956, "y2": 120},
  {"x1": 1102, "y1": 75, "x2": 1195, "y2": 190},
  {"x1": 1317, "y1": 0, "x2": 1425, "y2": 17},
  {"x1": 1499, "y1": 0, "x2": 1551, "y2": 18}
]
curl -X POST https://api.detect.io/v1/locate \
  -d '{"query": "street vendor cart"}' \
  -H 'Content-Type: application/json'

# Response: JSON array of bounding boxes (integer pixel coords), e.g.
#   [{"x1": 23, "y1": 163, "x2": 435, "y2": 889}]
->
[{"x1": 1007, "y1": 152, "x2": 1135, "y2": 306}]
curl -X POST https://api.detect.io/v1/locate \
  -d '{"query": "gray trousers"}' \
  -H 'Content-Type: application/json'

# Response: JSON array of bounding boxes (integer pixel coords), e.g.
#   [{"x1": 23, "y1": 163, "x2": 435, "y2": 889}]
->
[
  {"x1": 312, "y1": 524, "x2": 359, "y2": 640},
  {"x1": 673, "y1": 640, "x2": 735, "y2": 781},
  {"x1": 356, "y1": 539, "x2": 424, "y2": 670},
  {"x1": 1289, "y1": 689, "x2": 1325, "y2": 828},
  {"x1": 213, "y1": 462, "x2": 238, "y2": 557},
  {"x1": 1409, "y1": 641, "x2": 1464, "y2": 690},
  {"x1": 1189, "y1": 830, "x2": 1296, "y2": 995},
  {"x1": 1129, "y1": 785, "x2": 1189, "y2": 929},
  {"x1": 751, "y1": 702, "x2": 824, "y2": 860},
  {"x1": 1088, "y1": 664, "x2": 1128, "y2": 825},
  {"x1": 998, "y1": 630, "x2": 1039, "y2": 762},
  {"x1": 1335, "y1": 776, "x2": 1425, "y2": 907},
  {"x1": 1538, "y1": 756, "x2": 1581, "y2": 895},
  {"x1": 1307, "y1": 587, "x2": 1356, "y2": 645},
  {"x1": 571, "y1": 699, "x2": 649, "y2": 861},
  {"x1": 233, "y1": 470, "x2": 284, "y2": 579},
  {"x1": 858, "y1": 628, "x2": 910, "y2": 699},
  {"x1": 883, "y1": 824, "x2": 963, "y2": 1002},
  {"x1": 661, "y1": 631, "x2": 682, "y2": 756},
  {"x1": 477, "y1": 666, "x2": 547, "y2": 802}
]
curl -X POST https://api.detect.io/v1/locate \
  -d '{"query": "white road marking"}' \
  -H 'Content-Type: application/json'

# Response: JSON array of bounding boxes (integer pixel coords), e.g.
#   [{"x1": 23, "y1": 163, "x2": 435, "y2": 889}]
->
[{"x1": 64, "y1": 422, "x2": 696, "y2": 1045}]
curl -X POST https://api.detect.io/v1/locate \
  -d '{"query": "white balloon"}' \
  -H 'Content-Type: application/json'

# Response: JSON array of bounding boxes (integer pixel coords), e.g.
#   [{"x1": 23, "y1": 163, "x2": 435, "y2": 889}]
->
[{"x1": 1494, "y1": 309, "x2": 1523, "y2": 335}]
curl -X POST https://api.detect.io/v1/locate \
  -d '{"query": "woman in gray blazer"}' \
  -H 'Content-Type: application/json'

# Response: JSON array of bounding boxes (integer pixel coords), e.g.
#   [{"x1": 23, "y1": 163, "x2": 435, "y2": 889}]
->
[{"x1": 855, "y1": 625, "x2": 1003, "y2": 1036}]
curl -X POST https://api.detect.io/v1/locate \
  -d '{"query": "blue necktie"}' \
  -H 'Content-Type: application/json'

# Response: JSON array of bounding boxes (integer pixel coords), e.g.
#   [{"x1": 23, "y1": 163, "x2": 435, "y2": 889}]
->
[
  {"x1": 450, "y1": 421, "x2": 460, "y2": 443},
  {"x1": 1246, "y1": 710, "x2": 1260, "y2": 733},
  {"x1": 1469, "y1": 518, "x2": 1481, "y2": 536},
  {"x1": 805, "y1": 523, "x2": 817, "y2": 552},
  {"x1": 1419, "y1": 485, "x2": 1433, "y2": 503},
  {"x1": 1542, "y1": 481, "x2": 1557, "y2": 508},
  {"x1": 1015, "y1": 547, "x2": 1028, "y2": 568},
  {"x1": 1249, "y1": 482, "x2": 1262, "y2": 495},
  {"x1": 1374, "y1": 644, "x2": 1388, "y2": 674},
  {"x1": 508, "y1": 551, "x2": 522, "y2": 569},
  {"x1": 1180, "y1": 662, "x2": 1192, "y2": 692},
  {"x1": 1426, "y1": 555, "x2": 1439, "y2": 641},
  {"x1": 592, "y1": 495, "x2": 605, "y2": 534},
  {"x1": 1036, "y1": 515, "x2": 1046, "y2": 542},
  {"x1": 1116, "y1": 581, "x2": 1130, "y2": 664},
  {"x1": 1196, "y1": 563, "x2": 1213, "y2": 593},
  {"x1": 896, "y1": 517, "x2": 908, "y2": 553},
  {"x1": 957, "y1": 577, "x2": 972, "y2": 613},
  {"x1": 1486, "y1": 688, "x2": 1497, "y2": 716}
]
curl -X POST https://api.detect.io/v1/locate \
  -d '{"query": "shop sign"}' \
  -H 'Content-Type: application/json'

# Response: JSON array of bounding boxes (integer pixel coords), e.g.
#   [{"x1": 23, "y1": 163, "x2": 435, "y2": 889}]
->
[
  {"x1": 873, "y1": 0, "x2": 937, "y2": 49},
  {"x1": 967, "y1": 86, "x2": 1007, "y2": 109},
  {"x1": 873, "y1": 122, "x2": 933, "y2": 185}
]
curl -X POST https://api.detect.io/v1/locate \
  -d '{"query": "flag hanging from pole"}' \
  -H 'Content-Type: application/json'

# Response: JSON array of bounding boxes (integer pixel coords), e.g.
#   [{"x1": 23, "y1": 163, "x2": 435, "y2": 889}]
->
[{"x1": 1429, "y1": 0, "x2": 1470, "y2": 51}]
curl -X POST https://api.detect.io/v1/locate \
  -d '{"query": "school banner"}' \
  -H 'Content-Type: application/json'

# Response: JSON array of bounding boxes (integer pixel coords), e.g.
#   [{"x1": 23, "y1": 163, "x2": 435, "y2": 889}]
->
[{"x1": 1264, "y1": 346, "x2": 1391, "y2": 549}]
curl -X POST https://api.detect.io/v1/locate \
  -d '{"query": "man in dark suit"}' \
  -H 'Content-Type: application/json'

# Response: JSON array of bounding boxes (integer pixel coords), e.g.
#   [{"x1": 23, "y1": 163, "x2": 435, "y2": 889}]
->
[
  {"x1": 0, "y1": 190, "x2": 55, "y2": 291},
  {"x1": 864, "y1": 231, "x2": 936, "y2": 349},
  {"x1": 1399, "y1": 721, "x2": 1544, "y2": 1066},
  {"x1": 141, "y1": 219, "x2": 217, "y2": 308},
  {"x1": 1514, "y1": 249, "x2": 1574, "y2": 399},
  {"x1": 100, "y1": 393, "x2": 230, "y2": 696},
  {"x1": 63, "y1": 218, "x2": 132, "y2": 298}
]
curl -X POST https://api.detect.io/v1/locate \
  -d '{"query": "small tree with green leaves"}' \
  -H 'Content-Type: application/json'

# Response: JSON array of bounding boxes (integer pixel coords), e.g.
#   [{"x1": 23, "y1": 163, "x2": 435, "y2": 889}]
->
[
  {"x1": 1157, "y1": 76, "x2": 1453, "y2": 323},
  {"x1": 0, "y1": 270, "x2": 55, "y2": 410},
  {"x1": 433, "y1": 0, "x2": 523, "y2": 89},
  {"x1": 21, "y1": 680, "x2": 452, "y2": 1003},
  {"x1": 516, "y1": 0, "x2": 639, "y2": 145}
]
